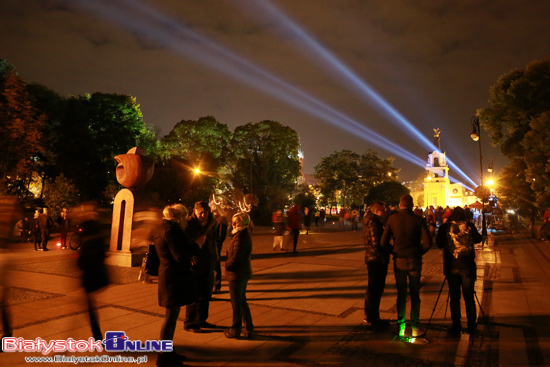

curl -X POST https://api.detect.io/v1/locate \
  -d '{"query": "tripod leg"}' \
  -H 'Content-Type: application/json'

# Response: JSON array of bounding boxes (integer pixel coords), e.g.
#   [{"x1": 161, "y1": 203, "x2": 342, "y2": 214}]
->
[
  {"x1": 426, "y1": 276, "x2": 447, "y2": 332},
  {"x1": 474, "y1": 290, "x2": 485, "y2": 317}
]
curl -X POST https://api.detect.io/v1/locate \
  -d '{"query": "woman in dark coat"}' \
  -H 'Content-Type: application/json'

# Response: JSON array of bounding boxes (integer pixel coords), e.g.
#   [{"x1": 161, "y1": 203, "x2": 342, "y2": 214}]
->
[
  {"x1": 224, "y1": 212, "x2": 254, "y2": 339},
  {"x1": 155, "y1": 206, "x2": 199, "y2": 366}
]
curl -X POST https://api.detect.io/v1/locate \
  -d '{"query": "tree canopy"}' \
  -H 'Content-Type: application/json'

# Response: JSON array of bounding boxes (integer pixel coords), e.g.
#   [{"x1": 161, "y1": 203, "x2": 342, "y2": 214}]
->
[
  {"x1": 478, "y1": 58, "x2": 550, "y2": 210},
  {"x1": 313, "y1": 149, "x2": 398, "y2": 208},
  {"x1": 222, "y1": 120, "x2": 301, "y2": 222}
]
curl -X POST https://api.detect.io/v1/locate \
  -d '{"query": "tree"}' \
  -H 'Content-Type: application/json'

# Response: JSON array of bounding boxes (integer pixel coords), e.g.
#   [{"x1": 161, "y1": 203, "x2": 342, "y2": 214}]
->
[
  {"x1": 222, "y1": 120, "x2": 301, "y2": 223},
  {"x1": 478, "y1": 57, "x2": 550, "y2": 211},
  {"x1": 146, "y1": 116, "x2": 231, "y2": 206},
  {"x1": 55, "y1": 92, "x2": 156, "y2": 202},
  {"x1": 42, "y1": 174, "x2": 80, "y2": 219},
  {"x1": 0, "y1": 60, "x2": 45, "y2": 198},
  {"x1": 313, "y1": 149, "x2": 398, "y2": 208},
  {"x1": 365, "y1": 181, "x2": 410, "y2": 207}
]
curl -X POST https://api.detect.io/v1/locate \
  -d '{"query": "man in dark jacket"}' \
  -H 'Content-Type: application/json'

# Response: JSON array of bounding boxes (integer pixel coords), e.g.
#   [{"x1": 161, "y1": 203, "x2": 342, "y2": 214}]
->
[
  {"x1": 436, "y1": 206, "x2": 482, "y2": 335},
  {"x1": 362, "y1": 201, "x2": 390, "y2": 326},
  {"x1": 381, "y1": 195, "x2": 432, "y2": 337},
  {"x1": 184, "y1": 201, "x2": 217, "y2": 333},
  {"x1": 37, "y1": 208, "x2": 53, "y2": 251}
]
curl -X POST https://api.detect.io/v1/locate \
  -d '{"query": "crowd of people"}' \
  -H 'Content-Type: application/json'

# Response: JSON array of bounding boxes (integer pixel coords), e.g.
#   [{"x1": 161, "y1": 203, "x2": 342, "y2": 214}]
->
[
  {"x1": 154, "y1": 201, "x2": 253, "y2": 366},
  {"x1": 1, "y1": 194, "x2": 544, "y2": 365},
  {"x1": 362, "y1": 195, "x2": 484, "y2": 337}
]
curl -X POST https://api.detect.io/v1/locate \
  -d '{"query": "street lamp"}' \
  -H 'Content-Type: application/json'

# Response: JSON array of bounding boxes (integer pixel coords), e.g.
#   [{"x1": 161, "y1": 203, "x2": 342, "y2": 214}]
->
[{"x1": 471, "y1": 116, "x2": 487, "y2": 236}]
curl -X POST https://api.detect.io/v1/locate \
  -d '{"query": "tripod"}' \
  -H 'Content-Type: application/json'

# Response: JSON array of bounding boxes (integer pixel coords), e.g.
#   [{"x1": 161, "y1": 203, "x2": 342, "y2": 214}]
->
[
  {"x1": 426, "y1": 275, "x2": 486, "y2": 335},
  {"x1": 426, "y1": 276, "x2": 449, "y2": 334}
]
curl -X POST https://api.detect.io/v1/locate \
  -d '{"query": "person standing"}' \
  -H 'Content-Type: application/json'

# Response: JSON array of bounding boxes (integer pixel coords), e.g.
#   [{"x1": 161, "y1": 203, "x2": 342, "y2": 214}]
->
[
  {"x1": 381, "y1": 195, "x2": 432, "y2": 337},
  {"x1": 224, "y1": 212, "x2": 254, "y2": 339},
  {"x1": 436, "y1": 206, "x2": 482, "y2": 335},
  {"x1": 303, "y1": 207, "x2": 311, "y2": 235},
  {"x1": 272, "y1": 210, "x2": 285, "y2": 251},
  {"x1": 184, "y1": 201, "x2": 217, "y2": 332},
  {"x1": 155, "y1": 205, "x2": 199, "y2": 366},
  {"x1": 38, "y1": 208, "x2": 53, "y2": 251},
  {"x1": 287, "y1": 205, "x2": 302, "y2": 254},
  {"x1": 211, "y1": 207, "x2": 228, "y2": 294},
  {"x1": 57, "y1": 208, "x2": 70, "y2": 249},
  {"x1": 319, "y1": 208, "x2": 326, "y2": 227},
  {"x1": 32, "y1": 210, "x2": 41, "y2": 251},
  {"x1": 362, "y1": 202, "x2": 390, "y2": 326}
]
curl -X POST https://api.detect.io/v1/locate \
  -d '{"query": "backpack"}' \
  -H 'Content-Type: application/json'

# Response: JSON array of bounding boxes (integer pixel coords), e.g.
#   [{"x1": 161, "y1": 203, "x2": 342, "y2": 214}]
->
[{"x1": 446, "y1": 220, "x2": 474, "y2": 259}]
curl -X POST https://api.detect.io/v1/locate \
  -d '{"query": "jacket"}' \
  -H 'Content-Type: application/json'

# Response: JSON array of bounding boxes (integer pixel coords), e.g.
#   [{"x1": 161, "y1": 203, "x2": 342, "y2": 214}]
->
[
  {"x1": 436, "y1": 220, "x2": 482, "y2": 275},
  {"x1": 381, "y1": 208, "x2": 432, "y2": 259},
  {"x1": 155, "y1": 219, "x2": 198, "y2": 308},
  {"x1": 362, "y1": 211, "x2": 389, "y2": 264},
  {"x1": 225, "y1": 228, "x2": 253, "y2": 282}
]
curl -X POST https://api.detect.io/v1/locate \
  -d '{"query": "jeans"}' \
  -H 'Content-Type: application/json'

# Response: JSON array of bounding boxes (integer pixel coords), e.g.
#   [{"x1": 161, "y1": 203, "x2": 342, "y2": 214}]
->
[
  {"x1": 393, "y1": 258, "x2": 422, "y2": 328},
  {"x1": 364, "y1": 261, "x2": 388, "y2": 322},
  {"x1": 447, "y1": 266, "x2": 477, "y2": 329},
  {"x1": 228, "y1": 279, "x2": 253, "y2": 335}
]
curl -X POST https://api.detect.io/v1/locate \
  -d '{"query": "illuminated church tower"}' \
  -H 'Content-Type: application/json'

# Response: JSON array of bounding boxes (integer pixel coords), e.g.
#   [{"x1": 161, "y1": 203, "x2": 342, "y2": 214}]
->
[{"x1": 424, "y1": 128, "x2": 450, "y2": 207}]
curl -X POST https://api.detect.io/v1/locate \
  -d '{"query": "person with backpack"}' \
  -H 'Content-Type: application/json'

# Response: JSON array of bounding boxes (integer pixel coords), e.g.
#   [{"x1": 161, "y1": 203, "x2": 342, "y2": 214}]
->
[{"x1": 436, "y1": 206, "x2": 483, "y2": 335}]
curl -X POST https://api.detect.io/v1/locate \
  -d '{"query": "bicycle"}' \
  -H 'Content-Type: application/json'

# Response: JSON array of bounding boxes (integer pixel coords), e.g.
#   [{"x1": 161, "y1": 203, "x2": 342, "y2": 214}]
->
[{"x1": 69, "y1": 226, "x2": 82, "y2": 250}]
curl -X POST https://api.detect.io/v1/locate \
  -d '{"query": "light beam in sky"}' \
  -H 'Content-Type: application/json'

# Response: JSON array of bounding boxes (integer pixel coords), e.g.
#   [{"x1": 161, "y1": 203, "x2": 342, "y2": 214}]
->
[
  {"x1": 72, "y1": 0, "x2": 474, "y2": 189},
  {"x1": 232, "y1": 0, "x2": 477, "y2": 188}
]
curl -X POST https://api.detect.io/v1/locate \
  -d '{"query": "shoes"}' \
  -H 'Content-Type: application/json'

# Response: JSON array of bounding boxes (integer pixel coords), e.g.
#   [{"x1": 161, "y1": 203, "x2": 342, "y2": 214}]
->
[
  {"x1": 411, "y1": 327, "x2": 425, "y2": 337},
  {"x1": 224, "y1": 329, "x2": 240, "y2": 339},
  {"x1": 448, "y1": 324, "x2": 462, "y2": 335},
  {"x1": 398, "y1": 324, "x2": 406, "y2": 337},
  {"x1": 242, "y1": 330, "x2": 254, "y2": 339},
  {"x1": 184, "y1": 326, "x2": 205, "y2": 333},
  {"x1": 198, "y1": 322, "x2": 217, "y2": 329},
  {"x1": 43, "y1": 248, "x2": 49, "y2": 251}
]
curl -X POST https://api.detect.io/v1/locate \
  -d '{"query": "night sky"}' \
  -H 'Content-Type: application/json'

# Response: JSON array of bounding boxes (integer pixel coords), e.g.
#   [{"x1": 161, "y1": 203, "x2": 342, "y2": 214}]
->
[{"x1": 2, "y1": 0, "x2": 550, "y2": 185}]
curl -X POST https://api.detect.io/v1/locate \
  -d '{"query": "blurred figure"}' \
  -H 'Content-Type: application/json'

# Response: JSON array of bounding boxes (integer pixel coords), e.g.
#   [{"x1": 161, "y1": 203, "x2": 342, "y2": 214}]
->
[
  {"x1": 272, "y1": 210, "x2": 285, "y2": 251},
  {"x1": 224, "y1": 212, "x2": 254, "y2": 339},
  {"x1": 319, "y1": 208, "x2": 326, "y2": 227},
  {"x1": 0, "y1": 196, "x2": 22, "y2": 344},
  {"x1": 287, "y1": 205, "x2": 302, "y2": 254},
  {"x1": 155, "y1": 205, "x2": 199, "y2": 367},
  {"x1": 57, "y1": 208, "x2": 70, "y2": 249},
  {"x1": 73, "y1": 202, "x2": 109, "y2": 341},
  {"x1": 351, "y1": 209, "x2": 359, "y2": 231},
  {"x1": 184, "y1": 201, "x2": 217, "y2": 332}
]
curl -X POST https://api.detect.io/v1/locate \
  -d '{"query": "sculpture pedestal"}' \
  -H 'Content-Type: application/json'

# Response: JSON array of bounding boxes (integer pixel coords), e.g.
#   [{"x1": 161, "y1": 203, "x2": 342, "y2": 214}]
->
[{"x1": 105, "y1": 251, "x2": 144, "y2": 267}]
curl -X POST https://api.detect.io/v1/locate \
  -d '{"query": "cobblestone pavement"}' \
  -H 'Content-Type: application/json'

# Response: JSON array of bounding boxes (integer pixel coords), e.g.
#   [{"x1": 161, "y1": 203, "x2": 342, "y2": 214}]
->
[{"x1": 1, "y1": 223, "x2": 549, "y2": 366}]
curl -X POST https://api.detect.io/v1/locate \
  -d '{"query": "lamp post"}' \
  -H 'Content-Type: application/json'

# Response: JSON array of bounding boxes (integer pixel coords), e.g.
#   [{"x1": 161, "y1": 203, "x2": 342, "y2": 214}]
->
[{"x1": 471, "y1": 116, "x2": 487, "y2": 236}]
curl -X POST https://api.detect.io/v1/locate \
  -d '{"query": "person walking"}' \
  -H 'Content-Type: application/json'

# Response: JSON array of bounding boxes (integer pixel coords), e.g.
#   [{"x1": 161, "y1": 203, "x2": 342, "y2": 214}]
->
[
  {"x1": 224, "y1": 212, "x2": 254, "y2": 339},
  {"x1": 362, "y1": 202, "x2": 390, "y2": 327},
  {"x1": 381, "y1": 195, "x2": 432, "y2": 337},
  {"x1": 287, "y1": 205, "x2": 302, "y2": 254},
  {"x1": 155, "y1": 205, "x2": 199, "y2": 366},
  {"x1": 74, "y1": 202, "x2": 109, "y2": 342},
  {"x1": 436, "y1": 206, "x2": 482, "y2": 335}
]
